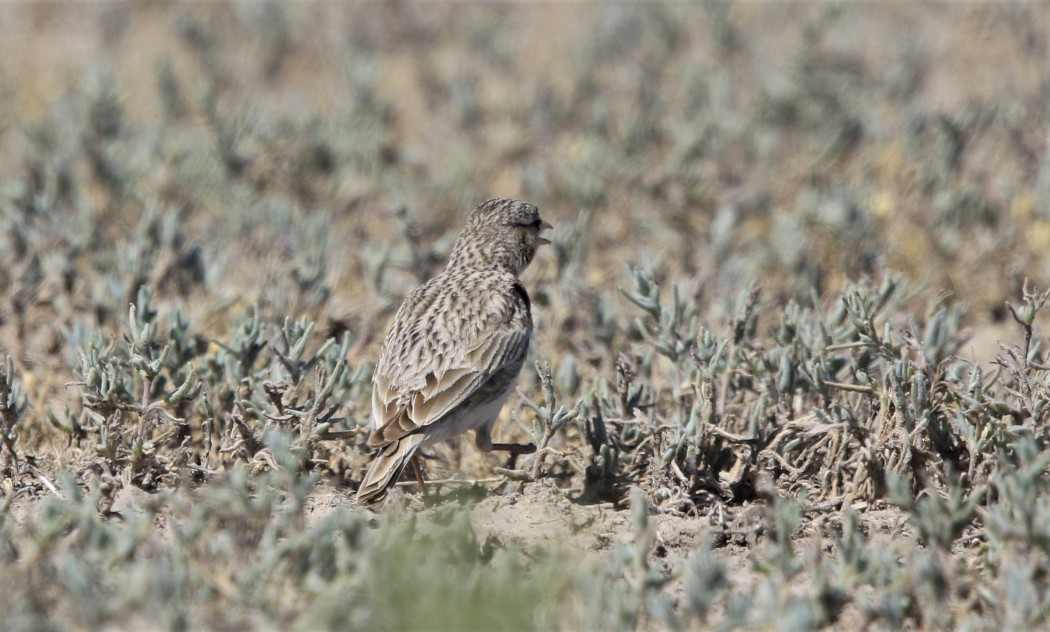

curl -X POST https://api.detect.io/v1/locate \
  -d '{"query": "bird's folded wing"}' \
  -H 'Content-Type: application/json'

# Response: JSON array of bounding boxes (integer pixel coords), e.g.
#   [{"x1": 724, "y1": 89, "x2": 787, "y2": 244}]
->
[{"x1": 369, "y1": 322, "x2": 530, "y2": 447}]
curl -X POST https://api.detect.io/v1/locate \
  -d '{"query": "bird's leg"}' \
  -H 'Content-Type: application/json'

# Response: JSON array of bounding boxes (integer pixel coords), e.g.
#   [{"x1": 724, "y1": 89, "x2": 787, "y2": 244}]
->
[
  {"x1": 475, "y1": 425, "x2": 536, "y2": 468},
  {"x1": 488, "y1": 442, "x2": 537, "y2": 455},
  {"x1": 410, "y1": 455, "x2": 428, "y2": 496},
  {"x1": 489, "y1": 442, "x2": 536, "y2": 470}
]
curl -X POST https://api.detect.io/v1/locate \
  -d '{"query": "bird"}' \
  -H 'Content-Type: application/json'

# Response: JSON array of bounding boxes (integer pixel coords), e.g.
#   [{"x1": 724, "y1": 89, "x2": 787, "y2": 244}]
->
[{"x1": 355, "y1": 198, "x2": 551, "y2": 504}]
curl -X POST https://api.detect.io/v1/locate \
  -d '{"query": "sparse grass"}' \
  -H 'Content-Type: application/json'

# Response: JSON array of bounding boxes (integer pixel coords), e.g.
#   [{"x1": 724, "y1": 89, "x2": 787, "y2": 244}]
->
[{"x1": 2, "y1": 2, "x2": 1050, "y2": 630}]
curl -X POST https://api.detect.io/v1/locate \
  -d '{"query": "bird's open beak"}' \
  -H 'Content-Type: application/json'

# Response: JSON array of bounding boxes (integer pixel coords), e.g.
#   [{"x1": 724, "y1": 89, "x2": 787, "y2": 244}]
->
[{"x1": 538, "y1": 219, "x2": 553, "y2": 245}]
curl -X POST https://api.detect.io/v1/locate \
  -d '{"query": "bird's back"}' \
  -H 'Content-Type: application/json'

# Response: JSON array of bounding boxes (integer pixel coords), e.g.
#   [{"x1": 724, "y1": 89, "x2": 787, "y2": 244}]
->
[{"x1": 369, "y1": 266, "x2": 532, "y2": 446}]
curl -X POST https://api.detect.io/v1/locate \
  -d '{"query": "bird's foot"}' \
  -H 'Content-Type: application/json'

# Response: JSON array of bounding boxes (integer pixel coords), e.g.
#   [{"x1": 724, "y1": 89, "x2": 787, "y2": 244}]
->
[
  {"x1": 489, "y1": 442, "x2": 536, "y2": 470},
  {"x1": 489, "y1": 442, "x2": 537, "y2": 455}
]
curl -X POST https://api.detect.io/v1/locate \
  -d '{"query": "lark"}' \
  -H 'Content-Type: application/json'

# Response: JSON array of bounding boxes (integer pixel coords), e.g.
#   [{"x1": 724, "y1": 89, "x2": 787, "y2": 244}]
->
[{"x1": 355, "y1": 198, "x2": 551, "y2": 503}]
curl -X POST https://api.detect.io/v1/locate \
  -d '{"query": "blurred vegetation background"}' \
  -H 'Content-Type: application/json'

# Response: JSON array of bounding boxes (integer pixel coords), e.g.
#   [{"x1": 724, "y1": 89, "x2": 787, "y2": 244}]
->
[
  {"x1": 2, "y1": 2, "x2": 1048, "y2": 356},
  {"x1": 2, "y1": 2, "x2": 1050, "y2": 630}
]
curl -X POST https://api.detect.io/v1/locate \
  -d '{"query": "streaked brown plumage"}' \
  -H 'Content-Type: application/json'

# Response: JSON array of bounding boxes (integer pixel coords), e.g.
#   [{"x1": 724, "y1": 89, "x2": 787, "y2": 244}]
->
[{"x1": 355, "y1": 198, "x2": 551, "y2": 504}]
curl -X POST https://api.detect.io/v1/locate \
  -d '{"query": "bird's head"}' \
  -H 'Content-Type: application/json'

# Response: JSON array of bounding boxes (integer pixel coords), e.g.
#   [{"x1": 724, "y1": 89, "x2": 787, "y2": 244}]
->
[{"x1": 448, "y1": 198, "x2": 552, "y2": 275}]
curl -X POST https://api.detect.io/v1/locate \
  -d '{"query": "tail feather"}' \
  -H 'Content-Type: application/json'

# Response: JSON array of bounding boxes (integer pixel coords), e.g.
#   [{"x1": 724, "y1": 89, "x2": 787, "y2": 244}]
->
[{"x1": 355, "y1": 434, "x2": 426, "y2": 504}]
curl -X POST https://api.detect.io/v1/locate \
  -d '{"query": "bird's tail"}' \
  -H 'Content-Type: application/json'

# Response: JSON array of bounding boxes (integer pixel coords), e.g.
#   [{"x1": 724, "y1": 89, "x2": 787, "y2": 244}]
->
[{"x1": 355, "y1": 434, "x2": 426, "y2": 504}]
